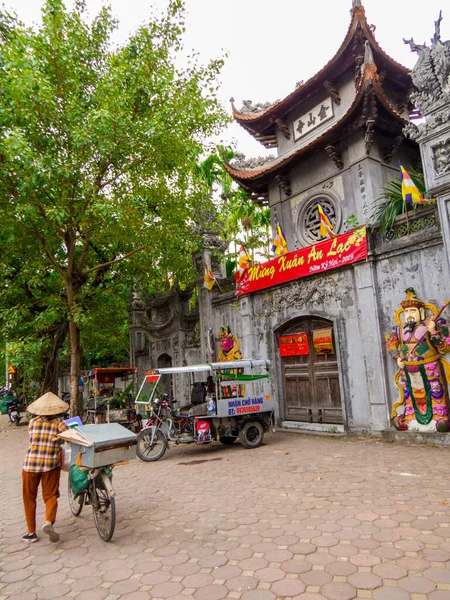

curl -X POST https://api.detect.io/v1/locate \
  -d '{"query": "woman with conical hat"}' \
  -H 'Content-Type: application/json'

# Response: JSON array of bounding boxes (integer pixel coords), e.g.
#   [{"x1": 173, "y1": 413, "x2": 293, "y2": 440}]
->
[{"x1": 22, "y1": 392, "x2": 69, "y2": 543}]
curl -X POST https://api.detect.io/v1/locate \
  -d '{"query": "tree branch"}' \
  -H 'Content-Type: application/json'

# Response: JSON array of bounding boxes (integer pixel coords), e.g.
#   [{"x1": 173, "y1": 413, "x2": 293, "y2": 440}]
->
[
  {"x1": 27, "y1": 218, "x2": 67, "y2": 281},
  {"x1": 83, "y1": 245, "x2": 147, "y2": 275},
  {"x1": 33, "y1": 201, "x2": 66, "y2": 239}
]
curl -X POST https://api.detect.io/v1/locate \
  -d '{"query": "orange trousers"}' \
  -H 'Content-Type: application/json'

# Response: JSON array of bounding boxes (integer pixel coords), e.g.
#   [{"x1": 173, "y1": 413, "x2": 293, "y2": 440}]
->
[{"x1": 22, "y1": 467, "x2": 61, "y2": 534}]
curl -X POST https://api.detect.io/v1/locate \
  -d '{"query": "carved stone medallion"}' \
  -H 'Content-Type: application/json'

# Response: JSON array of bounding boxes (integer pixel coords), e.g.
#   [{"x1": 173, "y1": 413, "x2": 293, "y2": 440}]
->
[{"x1": 432, "y1": 138, "x2": 450, "y2": 175}]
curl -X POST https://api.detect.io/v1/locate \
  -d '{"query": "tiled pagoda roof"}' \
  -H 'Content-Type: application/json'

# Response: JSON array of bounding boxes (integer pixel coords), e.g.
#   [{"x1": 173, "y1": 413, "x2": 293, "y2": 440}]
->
[
  {"x1": 224, "y1": 60, "x2": 409, "y2": 196},
  {"x1": 231, "y1": 2, "x2": 411, "y2": 148}
]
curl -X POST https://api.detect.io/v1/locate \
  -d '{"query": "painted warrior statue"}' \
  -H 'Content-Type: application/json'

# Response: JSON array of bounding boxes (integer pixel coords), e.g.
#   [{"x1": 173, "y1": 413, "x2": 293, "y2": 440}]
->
[
  {"x1": 218, "y1": 326, "x2": 243, "y2": 363},
  {"x1": 218, "y1": 327, "x2": 244, "y2": 398},
  {"x1": 385, "y1": 288, "x2": 450, "y2": 432}
]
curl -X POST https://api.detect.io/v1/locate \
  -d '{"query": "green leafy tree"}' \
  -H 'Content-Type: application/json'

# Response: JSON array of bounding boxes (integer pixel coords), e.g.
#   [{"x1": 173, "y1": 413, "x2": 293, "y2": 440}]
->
[
  {"x1": 0, "y1": 220, "x2": 69, "y2": 397},
  {"x1": 197, "y1": 146, "x2": 272, "y2": 266},
  {"x1": 79, "y1": 278, "x2": 131, "y2": 369},
  {"x1": 0, "y1": 0, "x2": 227, "y2": 414}
]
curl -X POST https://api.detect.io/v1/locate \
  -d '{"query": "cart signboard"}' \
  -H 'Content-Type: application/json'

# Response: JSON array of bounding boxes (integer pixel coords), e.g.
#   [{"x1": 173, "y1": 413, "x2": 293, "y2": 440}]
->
[{"x1": 217, "y1": 394, "x2": 274, "y2": 418}]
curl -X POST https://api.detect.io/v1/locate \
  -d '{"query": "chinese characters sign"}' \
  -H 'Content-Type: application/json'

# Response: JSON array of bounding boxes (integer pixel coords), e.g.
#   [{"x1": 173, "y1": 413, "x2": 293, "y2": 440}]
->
[
  {"x1": 279, "y1": 334, "x2": 309, "y2": 357},
  {"x1": 293, "y1": 97, "x2": 334, "y2": 142},
  {"x1": 236, "y1": 228, "x2": 367, "y2": 297}
]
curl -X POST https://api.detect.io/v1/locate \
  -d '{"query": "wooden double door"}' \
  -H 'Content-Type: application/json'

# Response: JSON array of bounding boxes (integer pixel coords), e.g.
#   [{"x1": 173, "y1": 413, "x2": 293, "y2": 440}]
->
[{"x1": 281, "y1": 317, "x2": 343, "y2": 424}]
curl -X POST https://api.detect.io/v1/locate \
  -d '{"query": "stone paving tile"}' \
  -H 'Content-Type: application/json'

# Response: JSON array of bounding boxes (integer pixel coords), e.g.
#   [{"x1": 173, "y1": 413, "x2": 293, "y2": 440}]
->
[
  {"x1": 2, "y1": 423, "x2": 450, "y2": 600},
  {"x1": 321, "y1": 581, "x2": 357, "y2": 599}
]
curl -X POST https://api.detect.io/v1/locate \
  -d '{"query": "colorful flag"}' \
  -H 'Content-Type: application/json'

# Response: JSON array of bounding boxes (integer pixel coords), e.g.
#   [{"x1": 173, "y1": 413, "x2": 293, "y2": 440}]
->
[
  {"x1": 400, "y1": 164, "x2": 434, "y2": 205},
  {"x1": 318, "y1": 201, "x2": 337, "y2": 239},
  {"x1": 237, "y1": 244, "x2": 252, "y2": 280},
  {"x1": 271, "y1": 219, "x2": 288, "y2": 255},
  {"x1": 203, "y1": 261, "x2": 216, "y2": 290}
]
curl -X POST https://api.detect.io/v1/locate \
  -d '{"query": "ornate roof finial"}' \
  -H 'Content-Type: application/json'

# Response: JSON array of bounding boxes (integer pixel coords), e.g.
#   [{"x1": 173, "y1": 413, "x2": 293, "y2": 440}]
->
[
  {"x1": 364, "y1": 40, "x2": 374, "y2": 65},
  {"x1": 229, "y1": 97, "x2": 238, "y2": 113}
]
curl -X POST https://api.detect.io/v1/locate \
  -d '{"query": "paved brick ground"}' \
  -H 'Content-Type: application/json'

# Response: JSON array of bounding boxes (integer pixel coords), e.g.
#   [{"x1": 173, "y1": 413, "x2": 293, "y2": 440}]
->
[{"x1": 1, "y1": 416, "x2": 450, "y2": 600}]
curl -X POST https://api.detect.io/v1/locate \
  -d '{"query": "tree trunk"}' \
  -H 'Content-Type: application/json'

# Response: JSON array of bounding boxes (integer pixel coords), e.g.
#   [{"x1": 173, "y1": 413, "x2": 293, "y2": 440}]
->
[
  {"x1": 69, "y1": 317, "x2": 82, "y2": 417},
  {"x1": 67, "y1": 279, "x2": 82, "y2": 418},
  {"x1": 39, "y1": 319, "x2": 69, "y2": 396}
]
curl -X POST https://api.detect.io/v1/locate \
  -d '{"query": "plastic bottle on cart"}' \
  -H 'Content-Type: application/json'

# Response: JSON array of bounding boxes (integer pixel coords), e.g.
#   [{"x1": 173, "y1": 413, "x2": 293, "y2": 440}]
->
[{"x1": 207, "y1": 396, "x2": 216, "y2": 416}]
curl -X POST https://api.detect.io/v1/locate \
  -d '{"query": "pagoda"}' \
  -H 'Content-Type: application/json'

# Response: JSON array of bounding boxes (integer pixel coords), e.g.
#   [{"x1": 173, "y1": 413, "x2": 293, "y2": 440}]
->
[{"x1": 225, "y1": 0, "x2": 419, "y2": 248}]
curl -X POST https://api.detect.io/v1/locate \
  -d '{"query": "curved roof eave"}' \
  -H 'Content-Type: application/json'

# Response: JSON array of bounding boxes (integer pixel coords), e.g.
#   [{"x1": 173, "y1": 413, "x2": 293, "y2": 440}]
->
[
  {"x1": 225, "y1": 66, "x2": 409, "y2": 184},
  {"x1": 232, "y1": 5, "x2": 410, "y2": 131}
]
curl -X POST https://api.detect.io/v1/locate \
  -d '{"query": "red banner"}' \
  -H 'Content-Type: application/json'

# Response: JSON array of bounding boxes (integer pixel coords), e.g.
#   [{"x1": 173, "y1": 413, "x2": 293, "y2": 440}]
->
[
  {"x1": 279, "y1": 334, "x2": 309, "y2": 356},
  {"x1": 236, "y1": 227, "x2": 367, "y2": 296}
]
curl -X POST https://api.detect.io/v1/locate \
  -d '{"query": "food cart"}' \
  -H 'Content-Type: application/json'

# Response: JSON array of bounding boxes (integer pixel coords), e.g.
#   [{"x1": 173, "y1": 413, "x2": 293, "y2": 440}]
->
[
  {"x1": 85, "y1": 367, "x2": 139, "y2": 431},
  {"x1": 134, "y1": 359, "x2": 273, "y2": 461}
]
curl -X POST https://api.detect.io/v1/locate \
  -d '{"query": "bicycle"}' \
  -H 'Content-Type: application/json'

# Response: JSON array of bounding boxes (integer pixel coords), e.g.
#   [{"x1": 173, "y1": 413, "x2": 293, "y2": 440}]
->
[{"x1": 67, "y1": 465, "x2": 116, "y2": 541}]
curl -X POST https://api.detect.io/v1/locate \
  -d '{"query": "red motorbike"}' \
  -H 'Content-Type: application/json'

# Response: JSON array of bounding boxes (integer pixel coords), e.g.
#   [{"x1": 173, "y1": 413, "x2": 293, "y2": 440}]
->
[{"x1": 136, "y1": 394, "x2": 210, "y2": 462}]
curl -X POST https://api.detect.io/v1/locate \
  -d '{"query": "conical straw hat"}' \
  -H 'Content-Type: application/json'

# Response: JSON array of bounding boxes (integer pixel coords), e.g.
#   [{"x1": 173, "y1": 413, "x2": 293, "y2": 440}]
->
[{"x1": 27, "y1": 392, "x2": 69, "y2": 416}]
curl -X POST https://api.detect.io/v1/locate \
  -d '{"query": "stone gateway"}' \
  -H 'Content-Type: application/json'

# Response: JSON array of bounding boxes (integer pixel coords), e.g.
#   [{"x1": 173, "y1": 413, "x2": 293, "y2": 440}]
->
[{"x1": 131, "y1": 1, "x2": 450, "y2": 436}]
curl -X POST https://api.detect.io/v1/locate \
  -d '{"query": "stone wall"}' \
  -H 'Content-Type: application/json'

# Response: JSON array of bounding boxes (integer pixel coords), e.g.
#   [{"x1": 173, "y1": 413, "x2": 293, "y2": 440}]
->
[{"x1": 194, "y1": 206, "x2": 446, "y2": 434}]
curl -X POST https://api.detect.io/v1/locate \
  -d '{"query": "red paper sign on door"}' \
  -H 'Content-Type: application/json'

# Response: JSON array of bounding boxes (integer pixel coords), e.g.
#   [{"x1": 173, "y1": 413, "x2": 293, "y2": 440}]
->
[{"x1": 279, "y1": 333, "x2": 309, "y2": 357}]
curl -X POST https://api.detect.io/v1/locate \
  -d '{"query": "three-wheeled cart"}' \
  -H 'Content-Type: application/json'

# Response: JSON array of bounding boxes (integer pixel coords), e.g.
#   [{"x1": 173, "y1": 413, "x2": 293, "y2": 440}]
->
[
  {"x1": 135, "y1": 359, "x2": 273, "y2": 461},
  {"x1": 85, "y1": 367, "x2": 139, "y2": 431}
]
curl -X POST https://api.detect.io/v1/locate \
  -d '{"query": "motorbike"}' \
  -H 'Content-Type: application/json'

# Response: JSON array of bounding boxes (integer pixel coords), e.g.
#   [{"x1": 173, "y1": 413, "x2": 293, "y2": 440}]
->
[
  {"x1": 7, "y1": 398, "x2": 23, "y2": 426},
  {"x1": 136, "y1": 394, "x2": 198, "y2": 461}
]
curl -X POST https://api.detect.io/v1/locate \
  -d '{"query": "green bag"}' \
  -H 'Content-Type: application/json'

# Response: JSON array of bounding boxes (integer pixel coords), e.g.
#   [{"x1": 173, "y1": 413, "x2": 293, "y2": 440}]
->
[
  {"x1": 69, "y1": 465, "x2": 90, "y2": 497},
  {"x1": 96, "y1": 467, "x2": 113, "y2": 490}
]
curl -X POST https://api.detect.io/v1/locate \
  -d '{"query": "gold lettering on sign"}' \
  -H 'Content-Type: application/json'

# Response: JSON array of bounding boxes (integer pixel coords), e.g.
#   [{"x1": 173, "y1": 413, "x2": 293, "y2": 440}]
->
[
  {"x1": 327, "y1": 237, "x2": 352, "y2": 257},
  {"x1": 278, "y1": 254, "x2": 305, "y2": 271},
  {"x1": 307, "y1": 246, "x2": 323, "y2": 263},
  {"x1": 248, "y1": 264, "x2": 276, "y2": 281}
]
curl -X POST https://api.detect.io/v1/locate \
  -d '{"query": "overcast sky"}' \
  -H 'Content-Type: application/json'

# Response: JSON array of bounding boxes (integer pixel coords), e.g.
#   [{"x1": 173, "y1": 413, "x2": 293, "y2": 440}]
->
[{"x1": 7, "y1": 0, "x2": 450, "y2": 157}]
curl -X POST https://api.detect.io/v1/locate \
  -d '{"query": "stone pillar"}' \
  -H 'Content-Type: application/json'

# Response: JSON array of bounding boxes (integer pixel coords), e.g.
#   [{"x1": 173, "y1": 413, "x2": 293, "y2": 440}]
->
[
  {"x1": 403, "y1": 16, "x2": 450, "y2": 282},
  {"x1": 414, "y1": 107, "x2": 450, "y2": 284},
  {"x1": 354, "y1": 261, "x2": 390, "y2": 431}
]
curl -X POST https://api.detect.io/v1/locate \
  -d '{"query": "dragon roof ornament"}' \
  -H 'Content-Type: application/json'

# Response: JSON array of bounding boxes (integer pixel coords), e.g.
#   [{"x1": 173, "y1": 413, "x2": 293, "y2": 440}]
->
[
  {"x1": 403, "y1": 11, "x2": 450, "y2": 141},
  {"x1": 229, "y1": 153, "x2": 276, "y2": 171},
  {"x1": 230, "y1": 97, "x2": 279, "y2": 116}
]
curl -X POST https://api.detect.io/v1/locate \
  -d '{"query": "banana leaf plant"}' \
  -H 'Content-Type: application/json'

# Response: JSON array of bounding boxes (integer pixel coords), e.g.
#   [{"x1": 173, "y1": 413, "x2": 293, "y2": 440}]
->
[{"x1": 371, "y1": 169, "x2": 434, "y2": 237}]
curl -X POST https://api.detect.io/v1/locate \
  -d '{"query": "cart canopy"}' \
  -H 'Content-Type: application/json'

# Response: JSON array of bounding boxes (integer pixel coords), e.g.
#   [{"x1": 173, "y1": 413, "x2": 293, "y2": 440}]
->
[
  {"x1": 151, "y1": 359, "x2": 270, "y2": 376},
  {"x1": 91, "y1": 367, "x2": 138, "y2": 377}
]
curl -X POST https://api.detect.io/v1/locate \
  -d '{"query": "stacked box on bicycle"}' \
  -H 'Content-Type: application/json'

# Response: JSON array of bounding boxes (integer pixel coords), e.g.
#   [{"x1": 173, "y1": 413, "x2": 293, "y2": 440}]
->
[{"x1": 60, "y1": 423, "x2": 137, "y2": 468}]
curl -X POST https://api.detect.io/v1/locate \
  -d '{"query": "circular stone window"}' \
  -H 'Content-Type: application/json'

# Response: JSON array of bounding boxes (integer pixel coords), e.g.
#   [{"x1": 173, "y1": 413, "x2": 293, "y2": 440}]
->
[{"x1": 296, "y1": 192, "x2": 342, "y2": 247}]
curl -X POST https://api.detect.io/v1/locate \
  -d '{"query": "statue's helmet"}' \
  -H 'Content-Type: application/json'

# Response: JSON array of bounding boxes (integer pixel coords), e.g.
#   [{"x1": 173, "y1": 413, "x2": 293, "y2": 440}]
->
[{"x1": 400, "y1": 287, "x2": 425, "y2": 309}]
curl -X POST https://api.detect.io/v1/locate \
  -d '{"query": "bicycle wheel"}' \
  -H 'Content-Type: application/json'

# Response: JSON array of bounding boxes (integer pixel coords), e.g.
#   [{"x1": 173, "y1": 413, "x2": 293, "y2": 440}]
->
[
  {"x1": 136, "y1": 427, "x2": 167, "y2": 462},
  {"x1": 68, "y1": 477, "x2": 84, "y2": 517},
  {"x1": 91, "y1": 475, "x2": 115, "y2": 542}
]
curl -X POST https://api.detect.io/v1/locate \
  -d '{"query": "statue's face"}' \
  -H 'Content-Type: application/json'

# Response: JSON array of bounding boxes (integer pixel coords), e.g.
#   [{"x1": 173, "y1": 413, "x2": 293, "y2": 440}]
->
[{"x1": 404, "y1": 306, "x2": 421, "y2": 330}]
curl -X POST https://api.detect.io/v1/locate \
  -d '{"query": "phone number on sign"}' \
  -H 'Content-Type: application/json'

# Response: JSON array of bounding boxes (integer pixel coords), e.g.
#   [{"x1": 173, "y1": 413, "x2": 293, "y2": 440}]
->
[{"x1": 236, "y1": 405, "x2": 261, "y2": 414}]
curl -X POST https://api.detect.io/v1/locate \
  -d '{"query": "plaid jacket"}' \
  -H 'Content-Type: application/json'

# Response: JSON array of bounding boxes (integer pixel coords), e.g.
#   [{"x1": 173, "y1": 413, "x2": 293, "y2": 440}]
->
[{"x1": 23, "y1": 416, "x2": 69, "y2": 473}]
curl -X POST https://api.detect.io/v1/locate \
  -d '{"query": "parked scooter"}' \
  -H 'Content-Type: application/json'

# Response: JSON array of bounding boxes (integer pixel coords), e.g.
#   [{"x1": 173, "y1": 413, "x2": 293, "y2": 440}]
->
[{"x1": 6, "y1": 398, "x2": 22, "y2": 426}]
